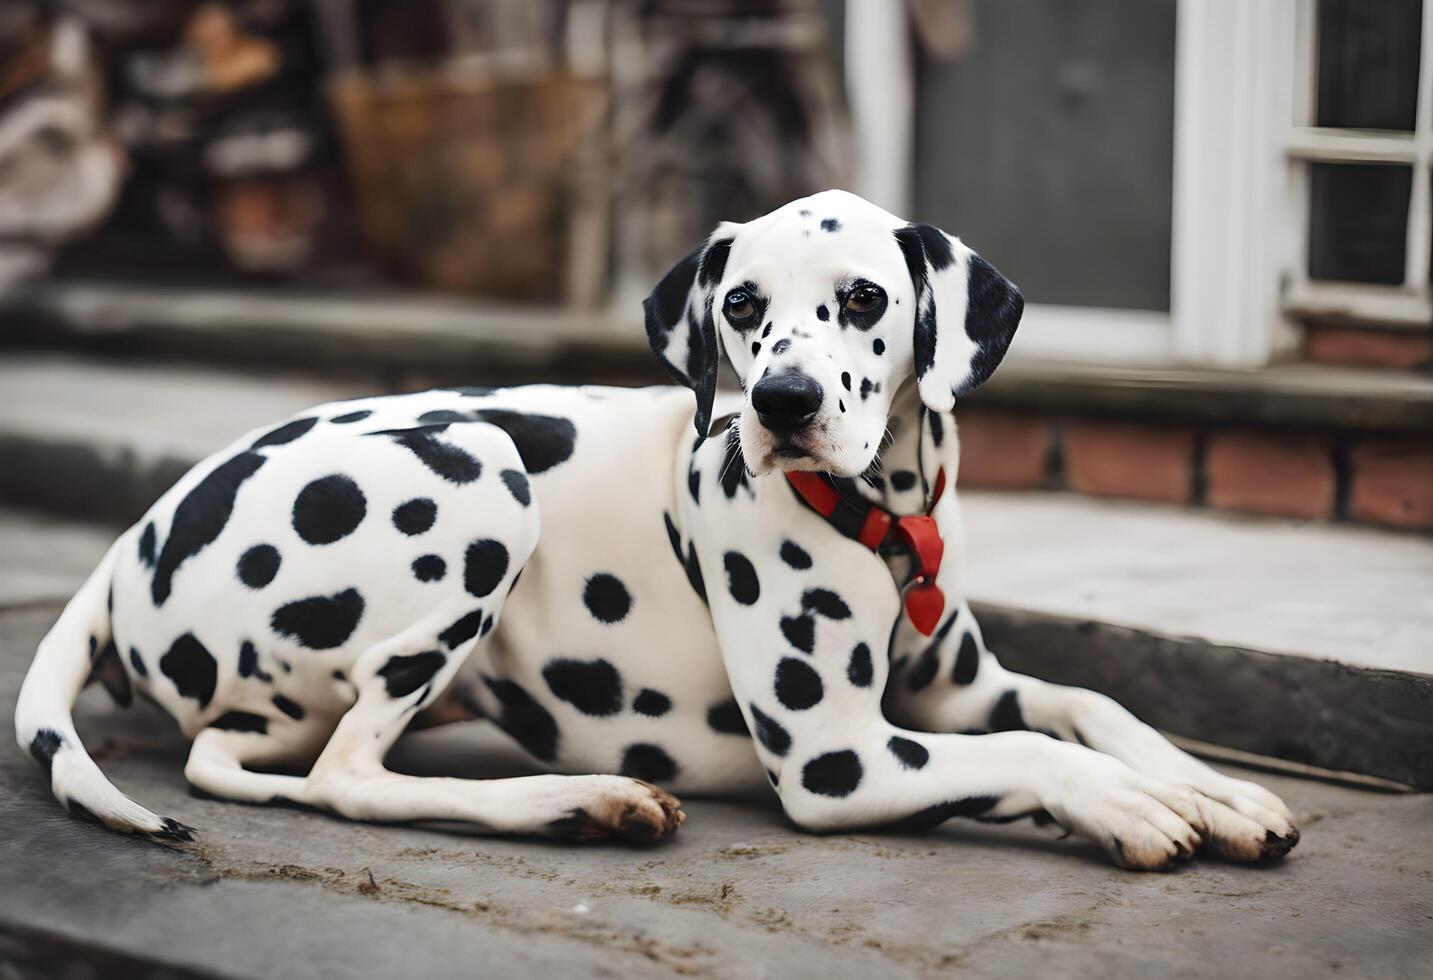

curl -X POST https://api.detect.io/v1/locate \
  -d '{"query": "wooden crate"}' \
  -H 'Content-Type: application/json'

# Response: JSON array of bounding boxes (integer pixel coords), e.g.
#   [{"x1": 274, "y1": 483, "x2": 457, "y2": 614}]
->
[{"x1": 330, "y1": 66, "x2": 608, "y2": 304}]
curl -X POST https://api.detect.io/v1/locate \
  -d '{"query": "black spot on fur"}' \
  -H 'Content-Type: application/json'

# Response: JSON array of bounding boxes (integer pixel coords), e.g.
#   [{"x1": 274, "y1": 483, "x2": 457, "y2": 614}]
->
[
  {"x1": 620, "y1": 743, "x2": 677, "y2": 783},
  {"x1": 500, "y1": 469, "x2": 531, "y2": 506},
  {"x1": 772, "y1": 338, "x2": 791, "y2": 356},
  {"x1": 878, "y1": 795, "x2": 1000, "y2": 832},
  {"x1": 953, "y1": 631, "x2": 980, "y2": 684},
  {"x1": 663, "y1": 512, "x2": 707, "y2": 604},
  {"x1": 129, "y1": 647, "x2": 148, "y2": 677},
  {"x1": 468, "y1": 410, "x2": 575, "y2": 474},
  {"x1": 151, "y1": 452, "x2": 266, "y2": 605},
  {"x1": 481, "y1": 614, "x2": 495, "y2": 636},
  {"x1": 990, "y1": 690, "x2": 1027, "y2": 732},
  {"x1": 378, "y1": 651, "x2": 446, "y2": 698},
  {"x1": 706, "y1": 698, "x2": 749, "y2": 736},
  {"x1": 909, "y1": 612, "x2": 960, "y2": 692},
  {"x1": 775, "y1": 657, "x2": 823, "y2": 710},
  {"x1": 801, "y1": 588, "x2": 850, "y2": 620},
  {"x1": 236, "y1": 640, "x2": 271, "y2": 682},
  {"x1": 209, "y1": 711, "x2": 267, "y2": 734},
  {"x1": 330, "y1": 410, "x2": 372, "y2": 424},
  {"x1": 816, "y1": 305, "x2": 830, "y2": 322},
  {"x1": 802, "y1": 750, "x2": 862, "y2": 797},
  {"x1": 418, "y1": 410, "x2": 468, "y2": 423},
  {"x1": 392, "y1": 498, "x2": 437, "y2": 535},
  {"x1": 29, "y1": 729, "x2": 64, "y2": 769},
  {"x1": 369, "y1": 424, "x2": 483, "y2": 484},
  {"x1": 251, "y1": 416, "x2": 317, "y2": 450},
  {"x1": 687, "y1": 465, "x2": 701, "y2": 504},
  {"x1": 542, "y1": 658, "x2": 623, "y2": 717},
  {"x1": 859, "y1": 377, "x2": 874, "y2": 401},
  {"x1": 820, "y1": 218, "x2": 841, "y2": 232},
  {"x1": 780, "y1": 614, "x2": 815, "y2": 654},
  {"x1": 464, "y1": 539, "x2": 510, "y2": 597},
  {"x1": 780, "y1": 540, "x2": 811, "y2": 570},
  {"x1": 888, "y1": 736, "x2": 929, "y2": 770},
  {"x1": 890, "y1": 471, "x2": 917, "y2": 493},
  {"x1": 847, "y1": 642, "x2": 873, "y2": 687},
  {"x1": 237, "y1": 545, "x2": 280, "y2": 589},
  {"x1": 270, "y1": 589, "x2": 365, "y2": 649},
  {"x1": 439, "y1": 610, "x2": 485, "y2": 649},
  {"x1": 412, "y1": 554, "x2": 446, "y2": 582},
  {"x1": 292, "y1": 475, "x2": 366, "y2": 545},
  {"x1": 718, "y1": 426, "x2": 750, "y2": 499},
  {"x1": 749, "y1": 704, "x2": 791, "y2": 757},
  {"x1": 873, "y1": 338, "x2": 885, "y2": 356},
  {"x1": 160, "y1": 633, "x2": 218, "y2": 707},
  {"x1": 138, "y1": 522, "x2": 156, "y2": 567},
  {"x1": 840, "y1": 371, "x2": 851, "y2": 390},
  {"x1": 723, "y1": 551, "x2": 760, "y2": 605},
  {"x1": 907, "y1": 646, "x2": 939, "y2": 692},
  {"x1": 633, "y1": 688, "x2": 672, "y2": 717},
  {"x1": 751, "y1": 341, "x2": 761, "y2": 356},
  {"x1": 927, "y1": 409, "x2": 944, "y2": 446},
  {"x1": 583, "y1": 573, "x2": 632, "y2": 624}
]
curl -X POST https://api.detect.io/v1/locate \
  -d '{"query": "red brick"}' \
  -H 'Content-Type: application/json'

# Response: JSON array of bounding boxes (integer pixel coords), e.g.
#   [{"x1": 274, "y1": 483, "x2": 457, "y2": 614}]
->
[
  {"x1": 953, "y1": 409, "x2": 1050, "y2": 488},
  {"x1": 1349, "y1": 437, "x2": 1433, "y2": 530},
  {"x1": 1061, "y1": 420, "x2": 1196, "y2": 504},
  {"x1": 1205, "y1": 430, "x2": 1335, "y2": 520},
  {"x1": 1305, "y1": 326, "x2": 1433, "y2": 369}
]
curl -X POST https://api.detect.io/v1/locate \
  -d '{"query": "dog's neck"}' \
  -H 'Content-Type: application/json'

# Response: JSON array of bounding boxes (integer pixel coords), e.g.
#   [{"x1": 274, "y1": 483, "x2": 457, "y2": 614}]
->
[{"x1": 833, "y1": 378, "x2": 950, "y2": 518}]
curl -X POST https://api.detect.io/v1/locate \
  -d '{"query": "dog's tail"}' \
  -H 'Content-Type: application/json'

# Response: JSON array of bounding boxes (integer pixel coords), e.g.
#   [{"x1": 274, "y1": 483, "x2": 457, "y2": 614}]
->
[{"x1": 14, "y1": 538, "x2": 194, "y2": 841}]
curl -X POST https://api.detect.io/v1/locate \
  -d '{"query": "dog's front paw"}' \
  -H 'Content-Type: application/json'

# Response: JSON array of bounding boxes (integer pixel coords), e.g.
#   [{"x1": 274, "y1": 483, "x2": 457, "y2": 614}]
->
[
  {"x1": 1178, "y1": 774, "x2": 1298, "y2": 862},
  {"x1": 1041, "y1": 746, "x2": 1205, "y2": 871},
  {"x1": 547, "y1": 776, "x2": 685, "y2": 843}
]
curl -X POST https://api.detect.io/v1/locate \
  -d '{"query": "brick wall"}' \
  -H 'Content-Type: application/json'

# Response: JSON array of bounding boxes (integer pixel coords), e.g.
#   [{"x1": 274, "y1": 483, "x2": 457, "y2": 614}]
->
[{"x1": 955, "y1": 408, "x2": 1433, "y2": 532}]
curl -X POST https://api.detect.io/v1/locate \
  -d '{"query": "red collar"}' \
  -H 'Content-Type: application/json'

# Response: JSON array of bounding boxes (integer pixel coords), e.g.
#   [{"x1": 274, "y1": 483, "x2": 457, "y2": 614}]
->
[{"x1": 784, "y1": 468, "x2": 947, "y2": 636}]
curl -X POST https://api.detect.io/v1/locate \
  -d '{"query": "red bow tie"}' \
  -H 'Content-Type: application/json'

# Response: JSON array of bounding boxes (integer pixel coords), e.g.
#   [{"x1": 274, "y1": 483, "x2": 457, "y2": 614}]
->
[{"x1": 784, "y1": 469, "x2": 947, "y2": 636}]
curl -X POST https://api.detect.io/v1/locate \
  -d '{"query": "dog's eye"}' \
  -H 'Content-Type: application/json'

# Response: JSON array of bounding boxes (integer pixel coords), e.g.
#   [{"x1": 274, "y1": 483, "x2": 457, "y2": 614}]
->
[
  {"x1": 845, "y1": 285, "x2": 885, "y2": 313},
  {"x1": 724, "y1": 290, "x2": 756, "y2": 322}
]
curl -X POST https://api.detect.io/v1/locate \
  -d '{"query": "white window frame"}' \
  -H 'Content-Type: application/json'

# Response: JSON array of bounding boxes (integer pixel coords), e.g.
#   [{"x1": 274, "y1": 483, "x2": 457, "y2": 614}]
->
[
  {"x1": 847, "y1": 0, "x2": 1325, "y2": 370},
  {"x1": 1280, "y1": 0, "x2": 1433, "y2": 331}
]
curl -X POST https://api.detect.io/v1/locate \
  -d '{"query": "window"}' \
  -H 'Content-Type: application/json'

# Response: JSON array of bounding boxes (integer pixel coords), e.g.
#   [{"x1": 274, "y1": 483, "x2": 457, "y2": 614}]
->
[
  {"x1": 1283, "y1": 0, "x2": 1433, "y2": 329},
  {"x1": 846, "y1": 0, "x2": 1429, "y2": 371}
]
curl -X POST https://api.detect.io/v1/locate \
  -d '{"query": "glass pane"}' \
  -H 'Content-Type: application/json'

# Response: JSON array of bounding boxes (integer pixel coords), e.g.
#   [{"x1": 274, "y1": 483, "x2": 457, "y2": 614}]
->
[
  {"x1": 1308, "y1": 163, "x2": 1412, "y2": 284},
  {"x1": 1316, "y1": 0, "x2": 1423, "y2": 131},
  {"x1": 913, "y1": 0, "x2": 1176, "y2": 311}
]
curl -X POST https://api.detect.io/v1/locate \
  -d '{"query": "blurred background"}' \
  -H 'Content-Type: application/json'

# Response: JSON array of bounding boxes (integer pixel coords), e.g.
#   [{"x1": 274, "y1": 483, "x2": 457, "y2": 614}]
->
[
  {"x1": 0, "y1": 0, "x2": 1428, "y2": 527},
  {"x1": 0, "y1": 2, "x2": 1429, "y2": 787}
]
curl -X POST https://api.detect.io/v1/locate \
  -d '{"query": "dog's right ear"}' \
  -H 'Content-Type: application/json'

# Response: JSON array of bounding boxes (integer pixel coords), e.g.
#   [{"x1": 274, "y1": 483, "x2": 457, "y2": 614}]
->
[{"x1": 643, "y1": 234, "x2": 735, "y2": 437}]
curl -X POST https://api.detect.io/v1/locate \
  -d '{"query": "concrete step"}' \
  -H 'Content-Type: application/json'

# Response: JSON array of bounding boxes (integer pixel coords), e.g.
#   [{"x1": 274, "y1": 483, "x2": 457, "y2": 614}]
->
[
  {"x1": 5, "y1": 277, "x2": 1433, "y2": 430},
  {"x1": 1, "y1": 353, "x2": 1430, "y2": 785}
]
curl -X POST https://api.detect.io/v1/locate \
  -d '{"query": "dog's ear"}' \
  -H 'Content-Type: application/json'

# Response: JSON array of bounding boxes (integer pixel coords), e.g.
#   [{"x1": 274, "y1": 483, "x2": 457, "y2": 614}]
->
[
  {"x1": 894, "y1": 223, "x2": 1023, "y2": 413},
  {"x1": 643, "y1": 234, "x2": 734, "y2": 436}
]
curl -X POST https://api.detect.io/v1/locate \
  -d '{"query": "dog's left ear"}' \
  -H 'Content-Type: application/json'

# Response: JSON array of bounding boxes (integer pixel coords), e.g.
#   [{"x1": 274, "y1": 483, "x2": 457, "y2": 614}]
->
[
  {"x1": 643, "y1": 232, "x2": 736, "y2": 436},
  {"x1": 894, "y1": 223, "x2": 1024, "y2": 413}
]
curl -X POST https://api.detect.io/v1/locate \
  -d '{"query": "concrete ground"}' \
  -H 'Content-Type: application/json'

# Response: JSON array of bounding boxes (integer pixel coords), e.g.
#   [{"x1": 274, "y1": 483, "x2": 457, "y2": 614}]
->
[{"x1": 2, "y1": 511, "x2": 1432, "y2": 978}]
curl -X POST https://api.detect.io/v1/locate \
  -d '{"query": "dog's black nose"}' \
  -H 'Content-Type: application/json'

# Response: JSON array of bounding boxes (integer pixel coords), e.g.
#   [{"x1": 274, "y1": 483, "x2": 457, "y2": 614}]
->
[{"x1": 752, "y1": 374, "x2": 823, "y2": 433}]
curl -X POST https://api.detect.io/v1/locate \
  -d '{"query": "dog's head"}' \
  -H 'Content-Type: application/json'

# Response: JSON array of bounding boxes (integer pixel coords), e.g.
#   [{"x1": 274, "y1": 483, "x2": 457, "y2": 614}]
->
[{"x1": 644, "y1": 189, "x2": 1023, "y2": 476}]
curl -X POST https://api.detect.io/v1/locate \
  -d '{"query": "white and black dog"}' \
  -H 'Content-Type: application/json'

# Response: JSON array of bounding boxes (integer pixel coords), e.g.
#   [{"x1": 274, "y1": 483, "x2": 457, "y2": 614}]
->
[{"x1": 16, "y1": 190, "x2": 1298, "y2": 870}]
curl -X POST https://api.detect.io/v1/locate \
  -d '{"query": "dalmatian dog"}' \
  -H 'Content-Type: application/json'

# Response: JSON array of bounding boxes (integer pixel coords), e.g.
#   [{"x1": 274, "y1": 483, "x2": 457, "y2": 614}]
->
[{"x1": 16, "y1": 190, "x2": 1299, "y2": 870}]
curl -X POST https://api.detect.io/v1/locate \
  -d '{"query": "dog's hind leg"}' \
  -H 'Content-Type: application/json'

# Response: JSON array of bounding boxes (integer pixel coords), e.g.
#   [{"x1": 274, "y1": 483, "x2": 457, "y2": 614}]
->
[{"x1": 293, "y1": 604, "x2": 682, "y2": 841}]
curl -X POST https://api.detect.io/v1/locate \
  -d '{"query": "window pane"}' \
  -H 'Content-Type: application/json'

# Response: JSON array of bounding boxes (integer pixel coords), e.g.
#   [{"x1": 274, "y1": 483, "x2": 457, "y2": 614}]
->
[
  {"x1": 913, "y1": 0, "x2": 1175, "y2": 311},
  {"x1": 1308, "y1": 163, "x2": 1412, "y2": 285},
  {"x1": 1316, "y1": 0, "x2": 1423, "y2": 131}
]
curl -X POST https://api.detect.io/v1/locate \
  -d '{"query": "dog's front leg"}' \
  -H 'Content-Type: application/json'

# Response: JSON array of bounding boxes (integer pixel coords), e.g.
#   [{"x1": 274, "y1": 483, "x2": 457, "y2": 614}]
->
[
  {"x1": 883, "y1": 600, "x2": 1299, "y2": 862},
  {"x1": 688, "y1": 507, "x2": 1207, "y2": 870}
]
